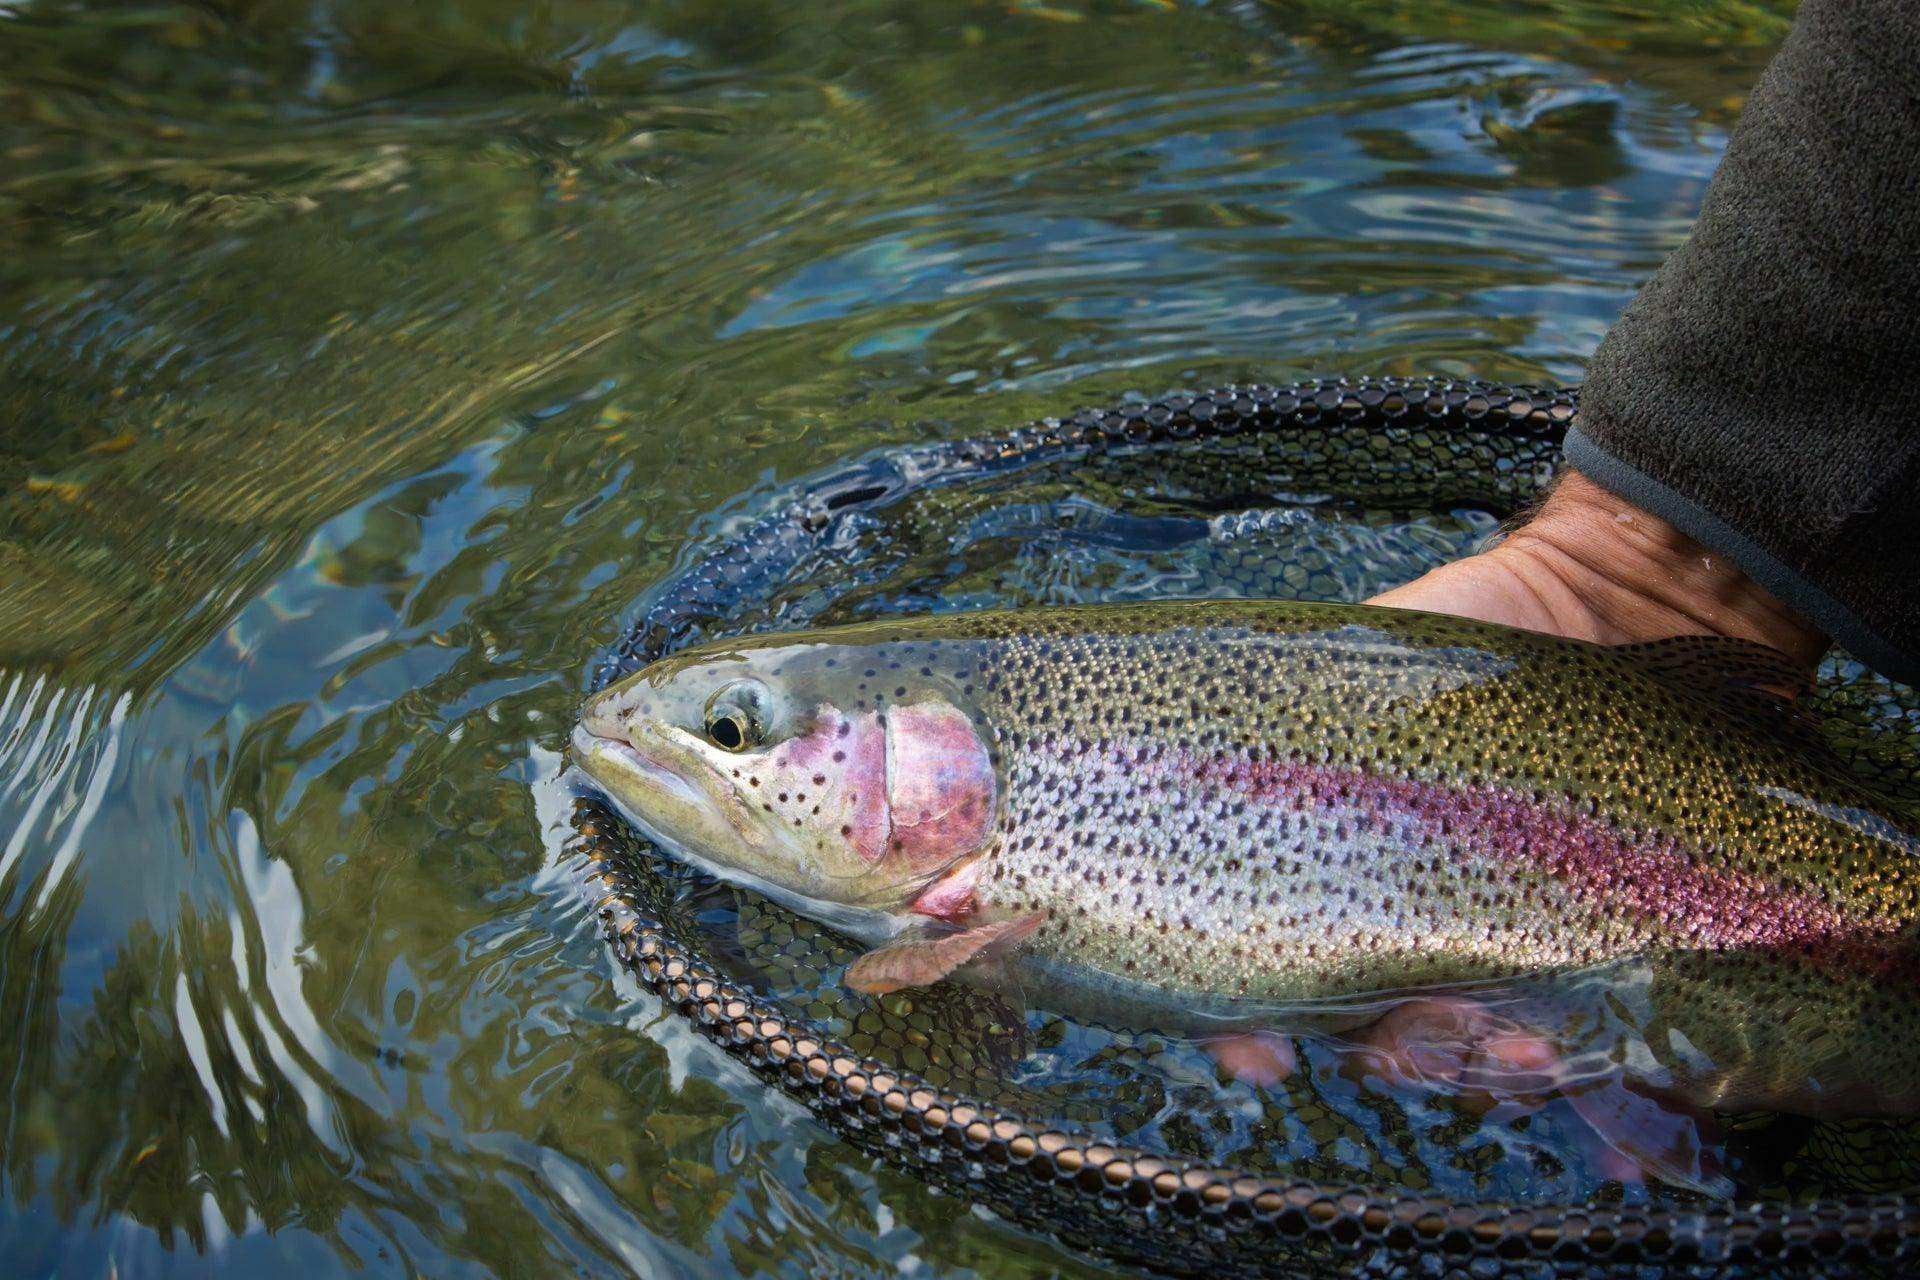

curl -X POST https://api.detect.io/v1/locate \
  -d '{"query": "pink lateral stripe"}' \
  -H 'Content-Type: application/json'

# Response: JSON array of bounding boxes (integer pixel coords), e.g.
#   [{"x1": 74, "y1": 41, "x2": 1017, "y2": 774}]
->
[{"x1": 1176, "y1": 752, "x2": 1912, "y2": 974}]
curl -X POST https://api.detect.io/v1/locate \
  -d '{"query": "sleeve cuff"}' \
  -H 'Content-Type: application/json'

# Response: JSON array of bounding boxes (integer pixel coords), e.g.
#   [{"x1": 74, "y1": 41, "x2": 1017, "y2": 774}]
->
[{"x1": 1562, "y1": 425, "x2": 1920, "y2": 685}]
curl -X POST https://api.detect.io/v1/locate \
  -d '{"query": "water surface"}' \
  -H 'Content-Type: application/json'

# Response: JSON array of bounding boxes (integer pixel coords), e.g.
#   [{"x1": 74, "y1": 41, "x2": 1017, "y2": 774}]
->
[{"x1": 0, "y1": 2, "x2": 1795, "y2": 1274}]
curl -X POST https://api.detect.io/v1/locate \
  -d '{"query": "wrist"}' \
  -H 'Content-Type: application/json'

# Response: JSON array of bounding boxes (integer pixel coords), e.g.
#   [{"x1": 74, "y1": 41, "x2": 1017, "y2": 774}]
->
[{"x1": 1490, "y1": 472, "x2": 1827, "y2": 667}]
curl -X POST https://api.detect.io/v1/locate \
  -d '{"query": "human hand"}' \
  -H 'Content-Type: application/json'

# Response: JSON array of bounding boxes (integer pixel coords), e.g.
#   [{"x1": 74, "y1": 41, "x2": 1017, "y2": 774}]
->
[{"x1": 1368, "y1": 471, "x2": 1828, "y2": 670}]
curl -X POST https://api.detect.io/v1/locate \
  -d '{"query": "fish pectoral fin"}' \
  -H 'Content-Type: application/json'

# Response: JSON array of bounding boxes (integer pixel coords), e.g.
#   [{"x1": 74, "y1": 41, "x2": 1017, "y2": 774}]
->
[{"x1": 844, "y1": 912, "x2": 1048, "y2": 995}]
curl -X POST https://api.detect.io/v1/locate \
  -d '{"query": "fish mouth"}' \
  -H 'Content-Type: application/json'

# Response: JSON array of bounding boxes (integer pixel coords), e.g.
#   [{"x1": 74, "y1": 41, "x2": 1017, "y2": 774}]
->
[
  {"x1": 569, "y1": 719, "x2": 902, "y2": 940},
  {"x1": 570, "y1": 720, "x2": 768, "y2": 856}
]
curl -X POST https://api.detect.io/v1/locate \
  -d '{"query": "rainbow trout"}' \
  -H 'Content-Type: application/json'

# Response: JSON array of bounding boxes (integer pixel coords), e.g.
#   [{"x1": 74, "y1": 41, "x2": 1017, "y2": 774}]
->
[{"x1": 572, "y1": 600, "x2": 1920, "y2": 1116}]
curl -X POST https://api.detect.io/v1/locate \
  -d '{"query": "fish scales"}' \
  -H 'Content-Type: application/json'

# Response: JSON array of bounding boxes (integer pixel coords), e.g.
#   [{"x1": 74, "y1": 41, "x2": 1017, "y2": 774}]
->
[
  {"x1": 967, "y1": 615, "x2": 1914, "y2": 999},
  {"x1": 575, "y1": 600, "x2": 1920, "y2": 1113}
]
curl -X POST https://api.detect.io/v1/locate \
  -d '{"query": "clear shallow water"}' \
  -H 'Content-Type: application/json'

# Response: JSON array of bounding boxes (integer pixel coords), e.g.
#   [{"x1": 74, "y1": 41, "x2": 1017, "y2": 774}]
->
[{"x1": 0, "y1": 2, "x2": 1796, "y2": 1275}]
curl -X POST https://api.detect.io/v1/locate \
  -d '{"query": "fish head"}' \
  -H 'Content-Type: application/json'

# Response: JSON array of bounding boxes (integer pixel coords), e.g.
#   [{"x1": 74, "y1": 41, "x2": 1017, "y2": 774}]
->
[{"x1": 572, "y1": 637, "x2": 998, "y2": 910}]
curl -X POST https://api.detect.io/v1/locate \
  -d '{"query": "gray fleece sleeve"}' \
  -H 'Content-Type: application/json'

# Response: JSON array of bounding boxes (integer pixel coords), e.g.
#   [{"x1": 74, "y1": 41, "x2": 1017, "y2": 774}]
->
[{"x1": 1568, "y1": 0, "x2": 1920, "y2": 683}]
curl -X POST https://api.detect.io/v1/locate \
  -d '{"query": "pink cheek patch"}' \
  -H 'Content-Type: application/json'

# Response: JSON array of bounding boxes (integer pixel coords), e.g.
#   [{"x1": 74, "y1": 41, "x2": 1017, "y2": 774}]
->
[
  {"x1": 779, "y1": 705, "x2": 890, "y2": 865},
  {"x1": 884, "y1": 702, "x2": 995, "y2": 871}
]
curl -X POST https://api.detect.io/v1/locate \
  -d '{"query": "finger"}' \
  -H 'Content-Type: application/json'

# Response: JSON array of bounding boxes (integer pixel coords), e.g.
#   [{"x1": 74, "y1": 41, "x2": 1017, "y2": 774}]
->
[
  {"x1": 1347, "y1": 996, "x2": 1500, "y2": 1089},
  {"x1": 1202, "y1": 1029, "x2": 1297, "y2": 1088}
]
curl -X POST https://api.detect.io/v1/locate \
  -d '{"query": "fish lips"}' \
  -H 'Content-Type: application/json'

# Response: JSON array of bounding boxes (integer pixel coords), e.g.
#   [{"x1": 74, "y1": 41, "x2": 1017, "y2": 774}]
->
[
  {"x1": 571, "y1": 720, "x2": 772, "y2": 859},
  {"x1": 569, "y1": 719, "x2": 912, "y2": 940}
]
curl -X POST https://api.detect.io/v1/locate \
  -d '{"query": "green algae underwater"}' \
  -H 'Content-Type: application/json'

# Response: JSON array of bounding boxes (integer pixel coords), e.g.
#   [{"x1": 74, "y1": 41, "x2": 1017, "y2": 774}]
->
[{"x1": 4, "y1": 0, "x2": 1892, "y2": 1276}]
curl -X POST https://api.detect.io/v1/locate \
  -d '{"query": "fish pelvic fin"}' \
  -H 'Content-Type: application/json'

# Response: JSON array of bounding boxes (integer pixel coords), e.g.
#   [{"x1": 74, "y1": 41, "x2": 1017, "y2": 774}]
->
[{"x1": 844, "y1": 911, "x2": 1048, "y2": 996}]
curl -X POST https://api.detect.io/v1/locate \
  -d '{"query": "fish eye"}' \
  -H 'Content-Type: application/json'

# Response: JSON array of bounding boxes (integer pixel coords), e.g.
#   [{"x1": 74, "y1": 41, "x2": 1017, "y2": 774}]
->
[
  {"x1": 706, "y1": 711, "x2": 751, "y2": 751},
  {"x1": 702, "y1": 680, "x2": 768, "y2": 752}
]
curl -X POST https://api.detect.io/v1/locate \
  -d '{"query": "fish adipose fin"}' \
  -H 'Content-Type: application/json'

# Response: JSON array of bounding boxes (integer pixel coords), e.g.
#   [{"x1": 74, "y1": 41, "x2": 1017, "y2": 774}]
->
[
  {"x1": 844, "y1": 912, "x2": 1048, "y2": 995},
  {"x1": 1613, "y1": 634, "x2": 1826, "y2": 747}
]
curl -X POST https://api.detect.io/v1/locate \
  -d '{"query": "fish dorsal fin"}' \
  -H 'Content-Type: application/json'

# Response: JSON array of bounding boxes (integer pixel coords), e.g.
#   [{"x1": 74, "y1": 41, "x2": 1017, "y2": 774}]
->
[
  {"x1": 1612, "y1": 634, "x2": 1823, "y2": 747},
  {"x1": 1612, "y1": 634, "x2": 1812, "y2": 699}
]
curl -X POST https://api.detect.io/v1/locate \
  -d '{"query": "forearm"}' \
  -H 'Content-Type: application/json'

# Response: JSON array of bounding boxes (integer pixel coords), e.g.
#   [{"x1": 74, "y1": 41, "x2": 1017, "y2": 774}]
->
[
  {"x1": 1371, "y1": 472, "x2": 1827, "y2": 666},
  {"x1": 1486, "y1": 473, "x2": 1825, "y2": 665}
]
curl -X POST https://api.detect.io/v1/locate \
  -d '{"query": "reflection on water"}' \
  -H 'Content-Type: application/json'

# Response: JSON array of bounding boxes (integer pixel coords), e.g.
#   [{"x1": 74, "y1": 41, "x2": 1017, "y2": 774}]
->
[{"x1": 0, "y1": 1, "x2": 1794, "y2": 1274}]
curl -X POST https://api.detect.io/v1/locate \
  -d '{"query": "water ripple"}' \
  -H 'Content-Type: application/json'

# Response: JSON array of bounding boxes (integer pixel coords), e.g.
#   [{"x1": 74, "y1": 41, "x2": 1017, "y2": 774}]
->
[{"x1": 0, "y1": 0, "x2": 1796, "y2": 1274}]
